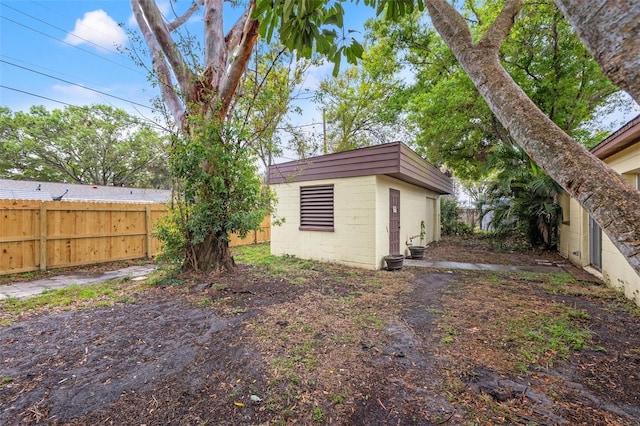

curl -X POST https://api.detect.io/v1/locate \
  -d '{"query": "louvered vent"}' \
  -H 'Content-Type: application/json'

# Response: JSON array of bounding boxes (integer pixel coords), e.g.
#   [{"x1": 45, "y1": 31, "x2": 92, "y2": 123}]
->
[{"x1": 300, "y1": 185, "x2": 334, "y2": 231}]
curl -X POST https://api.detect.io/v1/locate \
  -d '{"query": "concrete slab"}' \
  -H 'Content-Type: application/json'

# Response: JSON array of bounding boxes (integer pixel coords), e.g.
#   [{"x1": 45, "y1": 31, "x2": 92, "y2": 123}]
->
[
  {"x1": 403, "y1": 259, "x2": 564, "y2": 274},
  {"x1": 0, "y1": 264, "x2": 157, "y2": 300}
]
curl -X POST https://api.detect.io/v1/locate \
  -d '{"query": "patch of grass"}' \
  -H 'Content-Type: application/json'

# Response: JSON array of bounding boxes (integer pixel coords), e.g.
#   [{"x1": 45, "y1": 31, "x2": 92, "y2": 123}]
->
[
  {"x1": 147, "y1": 266, "x2": 183, "y2": 287},
  {"x1": 232, "y1": 243, "x2": 320, "y2": 284},
  {"x1": 0, "y1": 376, "x2": 13, "y2": 390},
  {"x1": 442, "y1": 336, "x2": 454, "y2": 344},
  {"x1": 211, "y1": 282, "x2": 227, "y2": 291},
  {"x1": 0, "y1": 279, "x2": 141, "y2": 315},
  {"x1": 361, "y1": 276, "x2": 385, "y2": 290},
  {"x1": 366, "y1": 315, "x2": 383, "y2": 327},
  {"x1": 505, "y1": 304, "x2": 596, "y2": 369},
  {"x1": 338, "y1": 291, "x2": 362, "y2": 304},
  {"x1": 541, "y1": 272, "x2": 578, "y2": 294},
  {"x1": 331, "y1": 333, "x2": 356, "y2": 344},
  {"x1": 425, "y1": 307, "x2": 444, "y2": 314},
  {"x1": 328, "y1": 390, "x2": 349, "y2": 404}
]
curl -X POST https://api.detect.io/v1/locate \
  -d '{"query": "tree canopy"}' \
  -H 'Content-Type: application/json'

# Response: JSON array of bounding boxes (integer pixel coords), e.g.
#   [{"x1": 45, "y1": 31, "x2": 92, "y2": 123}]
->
[
  {"x1": 359, "y1": 0, "x2": 622, "y2": 180},
  {"x1": 0, "y1": 105, "x2": 169, "y2": 188}
]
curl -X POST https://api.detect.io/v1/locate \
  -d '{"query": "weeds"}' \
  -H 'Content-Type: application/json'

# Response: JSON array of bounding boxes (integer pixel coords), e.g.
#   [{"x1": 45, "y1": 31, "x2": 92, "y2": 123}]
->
[
  {"x1": 505, "y1": 304, "x2": 596, "y2": 369},
  {"x1": 0, "y1": 276, "x2": 148, "y2": 317},
  {"x1": 232, "y1": 243, "x2": 319, "y2": 284},
  {"x1": 311, "y1": 406, "x2": 325, "y2": 422}
]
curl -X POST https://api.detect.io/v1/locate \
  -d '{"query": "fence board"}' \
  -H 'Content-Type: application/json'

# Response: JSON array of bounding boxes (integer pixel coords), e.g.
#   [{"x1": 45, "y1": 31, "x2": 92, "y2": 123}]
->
[{"x1": 0, "y1": 199, "x2": 270, "y2": 275}]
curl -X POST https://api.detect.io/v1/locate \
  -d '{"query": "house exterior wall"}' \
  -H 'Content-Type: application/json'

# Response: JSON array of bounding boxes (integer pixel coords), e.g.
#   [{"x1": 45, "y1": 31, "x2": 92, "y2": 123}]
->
[
  {"x1": 271, "y1": 175, "x2": 441, "y2": 270},
  {"x1": 271, "y1": 175, "x2": 378, "y2": 269},
  {"x1": 374, "y1": 176, "x2": 441, "y2": 269},
  {"x1": 558, "y1": 141, "x2": 640, "y2": 305}
]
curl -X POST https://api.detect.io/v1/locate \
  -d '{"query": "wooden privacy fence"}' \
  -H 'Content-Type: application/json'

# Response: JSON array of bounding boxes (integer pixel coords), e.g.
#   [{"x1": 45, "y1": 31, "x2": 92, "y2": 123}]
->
[{"x1": 0, "y1": 199, "x2": 271, "y2": 275}]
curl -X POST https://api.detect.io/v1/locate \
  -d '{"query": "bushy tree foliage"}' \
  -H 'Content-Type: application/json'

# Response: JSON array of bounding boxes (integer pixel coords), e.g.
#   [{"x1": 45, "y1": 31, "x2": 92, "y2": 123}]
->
[
  {"x1": 0, "y1": 105, "x2": 169, "y2": 187},
  {"x1": 365, "y1": 0, "x2": 621, "y2": 180},
  {"x1": 157, "y1": 118, "x2": 271, "y2": 272}
]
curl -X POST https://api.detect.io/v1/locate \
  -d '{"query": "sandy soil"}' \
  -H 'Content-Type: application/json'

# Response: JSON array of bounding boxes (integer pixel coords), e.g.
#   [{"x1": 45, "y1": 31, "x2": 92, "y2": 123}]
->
[{"x1": 1, "y1": 236, "x2": 639, "y2": 425}]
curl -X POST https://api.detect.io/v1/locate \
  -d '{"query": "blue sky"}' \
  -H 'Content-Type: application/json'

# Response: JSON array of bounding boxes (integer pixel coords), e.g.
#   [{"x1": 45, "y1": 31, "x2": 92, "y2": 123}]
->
[
  {"x1": 1, "y1": 0, "x2": 637, "y2": 153},
  {"x1": 0, "y1": 0, "x2": 375, "y2": 138},
  {"x1": 1, "y1": 1, "x2": 156, "y2": 114}
]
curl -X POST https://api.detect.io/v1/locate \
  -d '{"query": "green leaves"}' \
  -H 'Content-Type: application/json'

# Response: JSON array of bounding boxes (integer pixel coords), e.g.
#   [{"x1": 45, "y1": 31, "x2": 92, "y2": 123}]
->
[
  {"x1": 160, "y1": 117, "x2": 274, "y2": 268},
  {"x1": 254, "y1": 0, "x2": 420, "y2": 75},
  {"x1": 0, "y1": 105, "x2": 169, "y2": 187}
]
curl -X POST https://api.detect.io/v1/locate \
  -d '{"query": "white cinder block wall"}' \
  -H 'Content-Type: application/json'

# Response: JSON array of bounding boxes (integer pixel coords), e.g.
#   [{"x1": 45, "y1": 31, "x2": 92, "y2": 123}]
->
[
  {"x1": 271, "y1": 176, "x2": 378, "y2": 269},
  {"x1": 271, "y1": 175, "x2": 441, "y2": 270}
]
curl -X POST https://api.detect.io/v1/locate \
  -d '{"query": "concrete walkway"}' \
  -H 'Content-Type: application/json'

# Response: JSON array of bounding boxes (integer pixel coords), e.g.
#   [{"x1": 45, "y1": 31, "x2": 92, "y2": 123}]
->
[
  {"x1": 0, "y1": 264, "x2": 157, "y2": 300},
  {"x1": 403, "y1": 258, "x2": 566, "y2": 273}
]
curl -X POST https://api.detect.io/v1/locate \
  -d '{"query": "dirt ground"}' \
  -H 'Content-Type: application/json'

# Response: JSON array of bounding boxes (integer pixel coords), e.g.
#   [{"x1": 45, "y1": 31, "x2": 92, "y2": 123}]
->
[{"x1": 1, "y1": 235, "x2": 640, "y2": 425}]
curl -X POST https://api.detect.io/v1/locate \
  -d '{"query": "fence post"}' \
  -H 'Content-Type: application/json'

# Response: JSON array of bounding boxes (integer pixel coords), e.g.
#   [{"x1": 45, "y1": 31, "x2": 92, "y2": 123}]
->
[
  {"x1": 145, "y1": 204, "x2": 152, "y2": 259},
  {"x1": 39, "y1": 202, "x2": 47, "y2": 271}
]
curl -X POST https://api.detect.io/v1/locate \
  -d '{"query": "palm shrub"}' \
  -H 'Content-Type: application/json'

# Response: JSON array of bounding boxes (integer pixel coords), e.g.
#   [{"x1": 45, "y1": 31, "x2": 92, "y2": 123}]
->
[{"x1": 482, "y1": 146, "x2": 563, "y2": 249}]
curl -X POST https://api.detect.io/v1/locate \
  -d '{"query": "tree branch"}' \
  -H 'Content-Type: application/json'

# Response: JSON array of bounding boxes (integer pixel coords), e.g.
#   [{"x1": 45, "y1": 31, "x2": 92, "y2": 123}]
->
[
  {"x1": 219, "y1": 2, "x2": 260, "y2": 118},
  {"x1": 554, "y1": 0, "x2": 640, "y2": 104},
  {"x1": 204, "y1": 0, "x2": 227, "y2": 93},
  {"x1": 131, "y1": 0, "x2": 186, "y2": 126},
  {"x1": 137, "y1": 0, "x2": 193, "y2": 100},
  {"x1": 424, "y1": 0, "x2": 474, "y2": 53},
  {"x1": 477, "y1": 0, "x2": 524, "y2": 51},
  {"x1": 168, "y1": 0, "x2": 203, "y2": 31}
]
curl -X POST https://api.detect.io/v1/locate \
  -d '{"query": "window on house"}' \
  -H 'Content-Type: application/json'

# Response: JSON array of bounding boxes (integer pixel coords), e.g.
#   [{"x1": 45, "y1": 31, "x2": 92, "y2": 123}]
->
[
  {"x1": 559, "y1": 191, "x2": 571, "y2": 225},
  {"x1": 300, "y1": 184, "x2": 334, "y2": 231}
]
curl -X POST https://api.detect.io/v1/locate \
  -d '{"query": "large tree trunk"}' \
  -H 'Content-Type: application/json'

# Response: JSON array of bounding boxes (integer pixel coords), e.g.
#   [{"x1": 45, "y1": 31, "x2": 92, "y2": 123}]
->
[
  {"x1": 425, "y1": 0, "x2": 640, "y2": 277},
  {"x1": 186, "y1": 232, "x2": 235, "y2": 274},
  {"x1": 553, "y1": 0, "x2": 640, "y2": 105}
]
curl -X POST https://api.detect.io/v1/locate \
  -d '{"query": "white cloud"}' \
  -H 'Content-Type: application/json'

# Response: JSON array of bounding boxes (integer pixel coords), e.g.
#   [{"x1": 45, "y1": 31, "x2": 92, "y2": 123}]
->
[
  {"x1": 52, "y1": 84, "x2": 99, "y2": 100},
  {"x1": 65, "y1": 10, "x2": 127, "y2": 52},
  {"x1": 298, "y1": 61, "x2": 333, "y2": 92}
]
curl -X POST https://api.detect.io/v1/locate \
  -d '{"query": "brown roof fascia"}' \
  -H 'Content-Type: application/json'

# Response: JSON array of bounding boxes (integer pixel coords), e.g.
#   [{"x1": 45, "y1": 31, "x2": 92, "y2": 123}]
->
[
  {"x1": 267, "y1": 141, "x2": 452, "y2": 194},
  {"x1": 591, "y1": 114, "x2": 640, "y2": 159}
]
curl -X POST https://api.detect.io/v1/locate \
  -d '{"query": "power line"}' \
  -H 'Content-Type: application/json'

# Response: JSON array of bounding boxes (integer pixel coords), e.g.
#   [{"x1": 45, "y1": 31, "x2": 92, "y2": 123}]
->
[
  {"x1": 3, "y1": 3, "x2": 116, "y2": 56},
  {"x1": 2, "y1": 54, "x2": 130, "y2": 100},
  {"x1": 1, "y1": 58, "x2": 157, "y2": 111},
  {"x1": 0, "y1": 85, "x2": 76, "y2": 108},
  {"x1": 0, "y1": 84, "x2": 170, "y2": 131},
  {"x1": 0, "y1": 15, "x2": 143, "y2": 76}
]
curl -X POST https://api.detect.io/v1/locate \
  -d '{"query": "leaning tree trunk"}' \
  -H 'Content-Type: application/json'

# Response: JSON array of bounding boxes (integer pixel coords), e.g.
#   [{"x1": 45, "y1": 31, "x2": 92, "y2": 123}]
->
[
  {"x1": 425, "y1": 0, "x2": 640, "y2": 277},
  {"x1": 553, "y1": 0, "x2": 640, "y2": 105}
]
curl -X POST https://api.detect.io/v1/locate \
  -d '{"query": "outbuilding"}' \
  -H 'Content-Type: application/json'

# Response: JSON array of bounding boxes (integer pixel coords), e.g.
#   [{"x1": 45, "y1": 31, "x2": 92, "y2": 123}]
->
[{"x1": 267, "y1": 141, "x2": 453, "y2": 269}]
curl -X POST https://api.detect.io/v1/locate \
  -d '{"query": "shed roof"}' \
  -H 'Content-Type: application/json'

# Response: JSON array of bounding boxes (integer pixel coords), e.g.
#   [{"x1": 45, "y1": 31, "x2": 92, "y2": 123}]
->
[
  {"x1": 268, "y1": 141, "x2": 453, "y2": 194},
  {"x1": 591, "y1": 114, "x2": 640, "y2": 159},
  {"x1": 0, "y1": 179, "x2": 171, "y2": 203}
]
